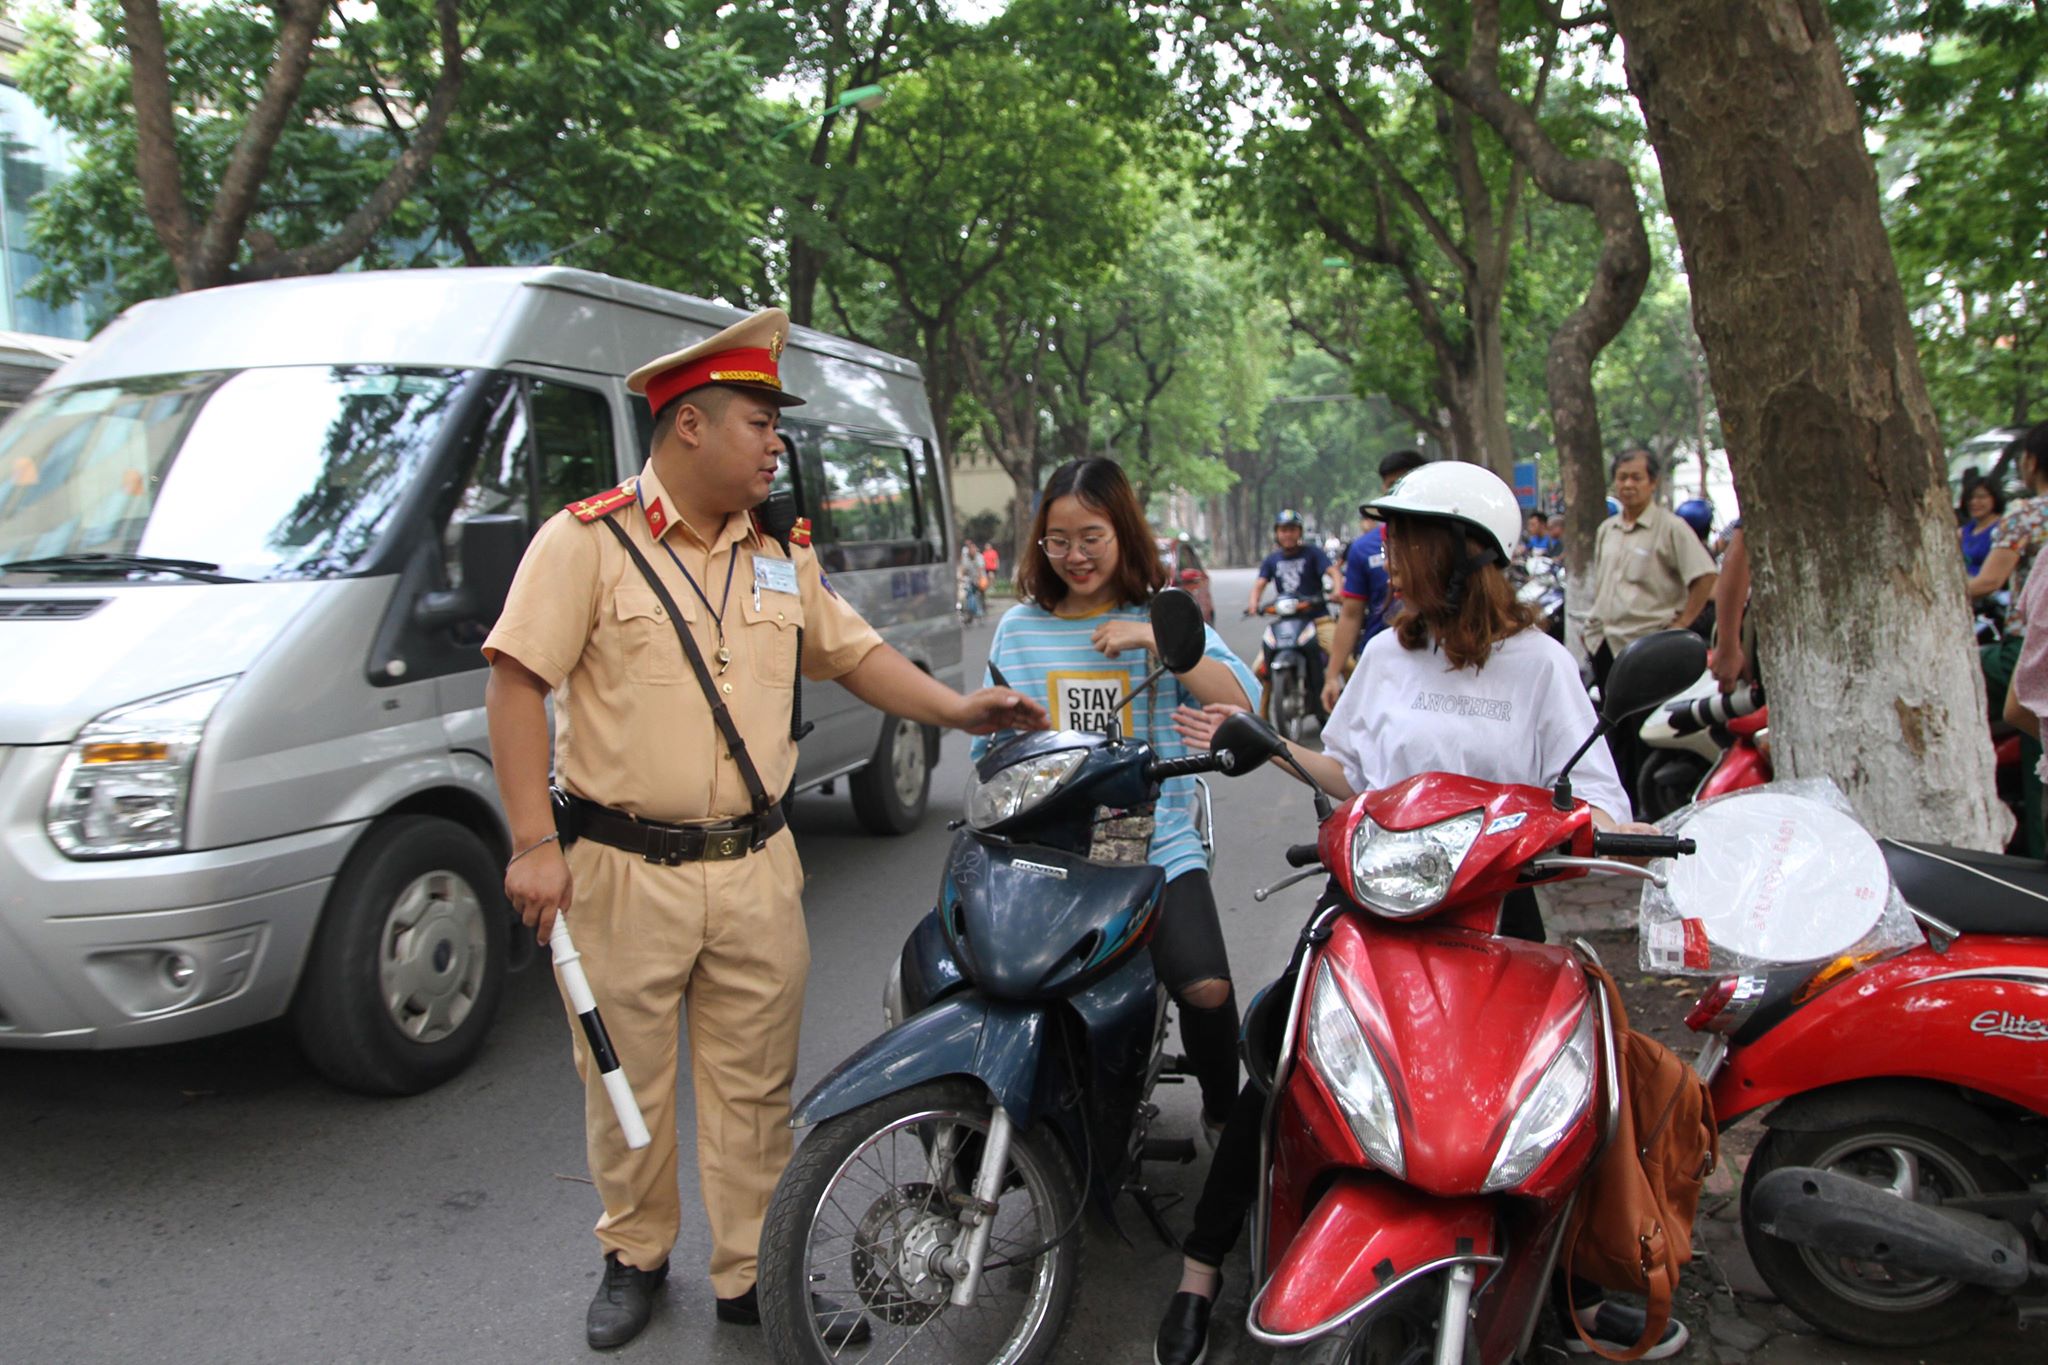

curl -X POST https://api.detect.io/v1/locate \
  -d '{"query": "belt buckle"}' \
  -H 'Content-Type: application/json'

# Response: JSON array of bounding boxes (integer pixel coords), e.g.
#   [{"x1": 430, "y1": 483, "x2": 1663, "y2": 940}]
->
[
  {"x1": 643, "y1": 826, "x2": 684, "y2": 866},
  {"x1": 710, "y1": 831, "x2": 743, "y2": 861}
]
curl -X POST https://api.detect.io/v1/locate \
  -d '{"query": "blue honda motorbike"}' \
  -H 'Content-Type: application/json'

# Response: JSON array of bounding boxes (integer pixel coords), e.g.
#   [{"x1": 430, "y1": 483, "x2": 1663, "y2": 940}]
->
[{"x1": 758, "y1": 590, "x2": 1279, "y2": 1365}]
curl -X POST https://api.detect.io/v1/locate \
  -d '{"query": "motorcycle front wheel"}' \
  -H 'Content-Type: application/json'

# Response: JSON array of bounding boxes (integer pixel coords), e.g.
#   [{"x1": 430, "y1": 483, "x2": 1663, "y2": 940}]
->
[
  {"x1": 759, "y1": 1079, "x2": 1081, "y2": 1365},
  {"x1": 1271, "y1": 671, "x2": 1305, "y2": 743},
  {"x1": 1272, "y1": 1279, "x2": 1440, "y2": 1365}
]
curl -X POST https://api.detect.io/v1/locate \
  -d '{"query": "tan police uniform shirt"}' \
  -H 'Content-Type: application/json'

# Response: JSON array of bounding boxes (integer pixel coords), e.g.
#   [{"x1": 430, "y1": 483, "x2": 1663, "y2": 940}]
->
[
  {"x1": 1584, "y1": 502, "x2": 1719, "y2": 656},
  {"x1": 482, "y1": 462, "x2": 883, "y2": 821}
]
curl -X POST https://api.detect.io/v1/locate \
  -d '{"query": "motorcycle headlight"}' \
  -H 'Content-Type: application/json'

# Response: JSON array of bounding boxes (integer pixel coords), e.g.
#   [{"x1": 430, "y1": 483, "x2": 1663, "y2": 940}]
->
[
  {"x1": 1484, "y1": 1002, "x2": 1597, "y2": 1191},
  {"x1": 965, "y1": 748, "x2": 1086, "y2": 829},
  {"x1": 1348, "y1": 810, "x2": 1484, "y2": 917},
  {"x1": 47, "y1": 677, "x2": 237, "y2": 859},
  {"x1": 1305, "y1": 959, "x2": 1404, "y2": 1177}
]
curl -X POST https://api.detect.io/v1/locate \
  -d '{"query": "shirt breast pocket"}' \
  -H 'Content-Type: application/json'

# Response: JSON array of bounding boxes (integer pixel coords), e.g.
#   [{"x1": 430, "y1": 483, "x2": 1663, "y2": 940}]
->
[
  {"x1": 740, "y1": 590, "x2": 804, "y2": 690},
  {"x1": 613, "y1": 586, "x2": 689, "y2": 686}
]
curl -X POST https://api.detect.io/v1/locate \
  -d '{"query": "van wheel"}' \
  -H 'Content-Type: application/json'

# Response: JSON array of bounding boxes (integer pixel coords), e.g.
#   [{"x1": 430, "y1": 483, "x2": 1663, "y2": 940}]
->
[
  {"x1": 291, "y1": 815, "x2": 507, "y2": 1096},
  {"x1": 850, "y1": 713, "x2": 933, "y2": 835}
]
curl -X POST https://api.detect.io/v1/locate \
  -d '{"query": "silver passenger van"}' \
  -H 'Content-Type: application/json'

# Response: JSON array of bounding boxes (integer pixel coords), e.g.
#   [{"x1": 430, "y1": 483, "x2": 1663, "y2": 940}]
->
[{"x1": 0, "y1": 268, "x2": 960, "y2": 1093}]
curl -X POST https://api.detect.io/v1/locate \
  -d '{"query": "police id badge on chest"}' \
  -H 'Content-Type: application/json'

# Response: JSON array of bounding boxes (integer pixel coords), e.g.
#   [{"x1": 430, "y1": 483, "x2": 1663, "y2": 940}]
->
[{"x1": 753, "y1": 554, "x2": 798, "y2": 606}]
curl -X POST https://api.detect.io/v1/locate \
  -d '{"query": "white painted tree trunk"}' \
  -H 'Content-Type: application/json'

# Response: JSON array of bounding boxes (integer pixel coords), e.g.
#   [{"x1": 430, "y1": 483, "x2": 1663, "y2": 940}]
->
[{"x1": 1610, "y1": 0, "x2": 2008, "y2": 849}]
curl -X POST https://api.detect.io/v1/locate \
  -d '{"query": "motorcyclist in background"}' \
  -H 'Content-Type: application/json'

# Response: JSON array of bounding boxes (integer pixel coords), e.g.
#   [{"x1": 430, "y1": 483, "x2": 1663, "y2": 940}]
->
[
  {"x1": 1676, "y1": 498, "x2": 1717, "y2": 642},
  {"x1": 1249, "y1": 508, "x2": 1335, "y2": 720}
]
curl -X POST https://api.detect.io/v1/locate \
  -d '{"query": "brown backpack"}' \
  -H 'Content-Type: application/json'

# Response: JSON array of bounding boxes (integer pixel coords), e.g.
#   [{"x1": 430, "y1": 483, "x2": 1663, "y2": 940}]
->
[{"x1": 1562, "y1": 957, "x2": 1719, "y2": 1360}]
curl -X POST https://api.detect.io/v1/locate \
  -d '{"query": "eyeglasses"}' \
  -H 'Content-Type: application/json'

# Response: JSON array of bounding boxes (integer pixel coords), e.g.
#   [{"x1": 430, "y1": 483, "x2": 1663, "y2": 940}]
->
[{"x1": 1040, "y1": 532, "x2": 1115, "y2": 561}]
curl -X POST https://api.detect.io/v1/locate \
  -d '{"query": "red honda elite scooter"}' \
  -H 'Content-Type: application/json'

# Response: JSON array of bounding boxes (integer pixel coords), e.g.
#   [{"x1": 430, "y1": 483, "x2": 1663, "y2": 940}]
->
[
  {"x1": 1682, "y1": 836, "x2": 2048, "y2": 1345},
  {"x1": 1235, "y1": 632, "x2": 1707, "y2": 1362}
]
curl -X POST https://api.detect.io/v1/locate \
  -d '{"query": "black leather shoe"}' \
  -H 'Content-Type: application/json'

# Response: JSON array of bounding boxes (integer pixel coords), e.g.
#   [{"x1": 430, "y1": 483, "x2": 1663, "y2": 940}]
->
[
  {"x1": 1154, "y1": 1290, "x2": 1213, "y2": 1365},
  {"x1": 587, "y1": 1252, "x2": 668, "y2": 1350},
  {"x1": 717, "y1": 1285, "x2": 873, "y2": 1347}
]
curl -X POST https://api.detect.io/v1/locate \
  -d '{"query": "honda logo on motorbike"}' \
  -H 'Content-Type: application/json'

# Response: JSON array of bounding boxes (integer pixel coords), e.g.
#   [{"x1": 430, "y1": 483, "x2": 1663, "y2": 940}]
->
[{"x1": 1970, "y1": 1009, "x2": 2048, "y2": 1042}]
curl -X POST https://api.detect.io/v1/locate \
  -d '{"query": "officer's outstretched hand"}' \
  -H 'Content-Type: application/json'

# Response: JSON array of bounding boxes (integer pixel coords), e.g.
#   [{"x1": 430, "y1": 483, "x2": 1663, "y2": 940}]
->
[
  {"x1": 955, "y1": 687, "x2": 1050, "y2": 735},
  {"x1": 506, "y1": 843, "x2": 574, "y2": 944}
]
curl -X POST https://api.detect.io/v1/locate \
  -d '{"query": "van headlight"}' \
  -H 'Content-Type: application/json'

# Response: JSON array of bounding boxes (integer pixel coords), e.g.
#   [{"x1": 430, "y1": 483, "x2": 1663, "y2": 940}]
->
[
  {"x1": 47, "y1": 677, "x2": 237, "y2": 858},
  {"x1": 965, "y1": 748, "x2": 1085, "y2": 829},
  {"x1": 1484, "y1": 1003, "x2": 1597, "y2": 1191},
  {"x1": 1304, "y1": 959, "x2": 1404, "y2": 1177},
  {"x1": 1349, "y1": 810, "x2": 1484, "y2": 916}
]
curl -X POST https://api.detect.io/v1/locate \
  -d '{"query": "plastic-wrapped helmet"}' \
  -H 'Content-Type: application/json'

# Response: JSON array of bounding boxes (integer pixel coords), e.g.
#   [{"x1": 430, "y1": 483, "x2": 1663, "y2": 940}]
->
[
  {"x1": 1362, "y1": 462, "x2": 1522, "y2": 562},
  {"x1": 1676, "y1": 498, "x2": 1715, "y2": 540},
  {"x1": 1274, "y1": 509, "x2": 1304, "y2": 529},
  {"x1": 1605, "y1": 496, "x2": 1622, "y2": 518}
]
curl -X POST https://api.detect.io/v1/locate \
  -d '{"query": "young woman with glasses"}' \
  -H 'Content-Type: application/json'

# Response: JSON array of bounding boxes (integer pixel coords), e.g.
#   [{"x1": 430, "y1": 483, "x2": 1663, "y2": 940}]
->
[{"x1": 972, "y1": 456, "x2": 1260, "y2": 1160}]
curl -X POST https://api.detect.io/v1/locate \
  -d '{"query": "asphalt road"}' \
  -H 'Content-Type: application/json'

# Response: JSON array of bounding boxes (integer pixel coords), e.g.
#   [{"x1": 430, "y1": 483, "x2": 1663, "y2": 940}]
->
[{"x1": 2, "y1": 567, "x2": 1318, "y2": 1364}]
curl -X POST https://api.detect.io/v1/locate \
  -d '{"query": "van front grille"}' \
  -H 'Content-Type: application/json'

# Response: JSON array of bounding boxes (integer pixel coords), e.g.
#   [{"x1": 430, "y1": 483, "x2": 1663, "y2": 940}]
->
[{"x1": 0, "y1": 597, "x2": 107, "y2": 621}]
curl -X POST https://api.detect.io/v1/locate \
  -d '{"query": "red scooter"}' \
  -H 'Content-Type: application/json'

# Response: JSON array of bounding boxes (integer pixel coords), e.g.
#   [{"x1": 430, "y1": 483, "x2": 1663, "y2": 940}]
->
[
  {"x1": 1683, "y1": 836, "x2": 2048, "y2": 1345},
  {"x1": 1235, "y1": 632, "x2": 1707, "y2": 1362}
]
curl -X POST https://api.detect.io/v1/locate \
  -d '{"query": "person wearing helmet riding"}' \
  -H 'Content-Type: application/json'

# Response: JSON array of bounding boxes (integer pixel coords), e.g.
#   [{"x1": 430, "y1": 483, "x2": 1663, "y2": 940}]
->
[
  {"x1": 1250, "y1": 508, "x2": 1336, "y2": 717},
  {"x1": 1323, "y1": 449, "x2": 1429, "y2": 716},
  {"x1": 1152, "y1": 463, "x2": 1679, "y2": 1365}
]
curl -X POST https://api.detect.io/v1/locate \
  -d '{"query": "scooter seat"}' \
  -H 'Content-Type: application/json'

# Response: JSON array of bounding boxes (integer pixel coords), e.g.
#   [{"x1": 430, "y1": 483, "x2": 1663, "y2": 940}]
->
[{"x1": 1881, "y1": 839, "x2": 2048, "y2": 937}]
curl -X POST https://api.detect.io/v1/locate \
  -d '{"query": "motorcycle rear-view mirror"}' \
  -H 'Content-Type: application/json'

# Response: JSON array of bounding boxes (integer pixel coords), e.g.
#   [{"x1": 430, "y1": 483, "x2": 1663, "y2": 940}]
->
[
  {"x1": 1602, "y1": 629, "x2": 1709, "y2": 726},
  {"x1": 1150, "y1": 587, "x2": 1207, "y2": 674},
  {"x1": 1210, "y1": 710, "x2": 1282, "y2": 774}
]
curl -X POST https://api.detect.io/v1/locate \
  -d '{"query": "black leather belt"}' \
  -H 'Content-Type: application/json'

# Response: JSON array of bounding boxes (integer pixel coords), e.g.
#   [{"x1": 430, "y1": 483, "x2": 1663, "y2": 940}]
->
[{"x1": 561, "y1": 794, "x2": 785, "y2": 864}]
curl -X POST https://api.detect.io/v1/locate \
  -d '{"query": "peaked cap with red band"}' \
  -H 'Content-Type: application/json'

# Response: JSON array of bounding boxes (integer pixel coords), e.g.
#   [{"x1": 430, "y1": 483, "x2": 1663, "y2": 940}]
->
[{"x1": 626, "y1": 306, "x2": 805, "y2": 414}]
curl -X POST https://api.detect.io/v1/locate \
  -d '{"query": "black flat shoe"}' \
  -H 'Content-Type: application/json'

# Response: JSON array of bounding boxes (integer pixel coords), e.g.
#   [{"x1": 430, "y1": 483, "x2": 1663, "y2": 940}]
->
[
  {"x1": 717, "y1": 1285, "x2": 873, "y2": 1347},
  {"x1": 1154, "y1": 1290, "x2": 1213, "y2": 1365},
  {"x1": 587, "y1": 1252, "x2": 668, "y2": 1350}
]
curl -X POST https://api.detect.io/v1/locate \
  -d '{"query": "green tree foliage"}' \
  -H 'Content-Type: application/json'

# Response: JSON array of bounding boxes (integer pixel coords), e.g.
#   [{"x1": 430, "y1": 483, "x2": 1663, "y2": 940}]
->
[
  {"x1": 1842, "y1": 1, "x2": 2048, "y2": 438},
  {"x1": 18, "y1": 1, "x2": 779, "y2": 321}
]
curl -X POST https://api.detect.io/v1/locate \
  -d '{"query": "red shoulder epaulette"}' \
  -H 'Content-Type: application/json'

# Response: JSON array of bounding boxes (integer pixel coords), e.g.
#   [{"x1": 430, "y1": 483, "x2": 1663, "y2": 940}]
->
[
  {"x1": 789, "y1": 517, "x2": 812, "y2": 548},
  {"x1": 566, "y1": 482, "x2": 635, "y2": 523}
]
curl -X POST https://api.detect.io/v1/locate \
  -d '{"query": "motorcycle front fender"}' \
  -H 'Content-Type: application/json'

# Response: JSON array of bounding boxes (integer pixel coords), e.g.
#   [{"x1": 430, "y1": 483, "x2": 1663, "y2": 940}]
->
[
  {"x1": 791, "y1": 992, "x2": 1045, "y2": 1128},
  {"x1": 1250, "y1": 1172, "x2": 1498, "y2": 1345}
]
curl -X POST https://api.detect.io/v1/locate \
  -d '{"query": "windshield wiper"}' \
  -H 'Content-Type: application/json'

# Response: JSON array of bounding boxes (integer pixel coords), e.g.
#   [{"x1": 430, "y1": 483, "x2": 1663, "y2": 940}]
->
[{"x1": 1, "y1": 553, "x2": 252, "y2": 584}]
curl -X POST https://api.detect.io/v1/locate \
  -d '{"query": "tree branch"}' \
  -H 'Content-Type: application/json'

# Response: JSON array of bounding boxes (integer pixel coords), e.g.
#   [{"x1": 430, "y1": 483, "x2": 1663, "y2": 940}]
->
[
  {"x1": 119, "y1": 0, "x2": 200, "y2": 288},
  {"x1": 191, "y1": 0, "x2": 326, "y2": 284},
  {"x1": 238, "y1": 0, "x2": 469, "y2": 281}
]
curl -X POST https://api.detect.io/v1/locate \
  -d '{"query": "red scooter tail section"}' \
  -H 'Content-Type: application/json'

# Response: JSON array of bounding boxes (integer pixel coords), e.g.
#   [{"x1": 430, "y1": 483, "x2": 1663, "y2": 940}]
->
[{"x1": 1253, "y1": 1173, "x2": 1497, "y2": 1341}]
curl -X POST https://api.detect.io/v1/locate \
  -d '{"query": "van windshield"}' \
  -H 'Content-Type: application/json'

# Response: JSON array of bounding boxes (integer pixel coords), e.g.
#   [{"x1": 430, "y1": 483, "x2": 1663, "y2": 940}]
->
[{"x1": 0, "y1": 365, "x2": 470, "y2": 581}]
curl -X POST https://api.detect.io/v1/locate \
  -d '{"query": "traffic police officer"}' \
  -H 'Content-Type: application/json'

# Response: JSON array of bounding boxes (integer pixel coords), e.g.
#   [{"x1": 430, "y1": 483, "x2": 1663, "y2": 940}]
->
[{"x1": 482, "y1": 307, "x2": 1045, "y2": 1350}]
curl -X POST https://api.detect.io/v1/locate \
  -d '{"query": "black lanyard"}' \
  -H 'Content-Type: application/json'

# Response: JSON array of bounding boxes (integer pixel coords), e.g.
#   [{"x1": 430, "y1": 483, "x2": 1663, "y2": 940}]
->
[{"x1": 641, "y1": 487, "x2": 740, "y2": 673}]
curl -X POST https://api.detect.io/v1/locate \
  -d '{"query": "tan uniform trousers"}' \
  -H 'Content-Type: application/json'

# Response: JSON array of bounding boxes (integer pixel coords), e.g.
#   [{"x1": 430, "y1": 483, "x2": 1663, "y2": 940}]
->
[{"x1": 557, "y1": 828, "x2": 809, "y2": 1297}]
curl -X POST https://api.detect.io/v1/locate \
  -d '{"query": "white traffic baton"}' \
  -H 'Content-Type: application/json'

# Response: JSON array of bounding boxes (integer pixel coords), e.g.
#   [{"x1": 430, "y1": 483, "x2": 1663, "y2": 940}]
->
[{"x1": 549, "y1": 914, "x2": 651, "y2": 1150}]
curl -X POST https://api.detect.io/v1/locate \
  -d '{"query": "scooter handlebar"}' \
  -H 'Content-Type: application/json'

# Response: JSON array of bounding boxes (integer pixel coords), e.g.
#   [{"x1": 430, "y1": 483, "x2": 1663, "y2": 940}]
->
[
  {"x1": 1285, "y1": 842, "x2": 1321, "y2": 868},
  {"x1": 1148, "y1": 752, "x2": 1227, "y2": 782},
  {"x1": 1590, "y1": 832, "x2": 1696, "y2": 859}
]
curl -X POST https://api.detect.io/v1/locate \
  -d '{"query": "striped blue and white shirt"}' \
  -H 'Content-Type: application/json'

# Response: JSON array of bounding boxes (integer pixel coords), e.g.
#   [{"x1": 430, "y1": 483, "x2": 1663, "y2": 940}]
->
[{"x1": 970, "y1": 602, "x2": 1262, "y2": 882}]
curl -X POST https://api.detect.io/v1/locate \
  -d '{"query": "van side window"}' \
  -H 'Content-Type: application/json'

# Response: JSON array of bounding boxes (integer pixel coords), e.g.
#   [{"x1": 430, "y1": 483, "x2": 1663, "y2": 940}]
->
[
  {"x1": 529, "y1": 380, "x2": 615, "y2": 513},
  {"x1": 451, "y1": 378, "x2": 527, "y2": 532},
  {"x1": 786, "y1": 428, "x2": 928, "y2": 572},
  {"x1": 445, "y1": 376, "x2": 617, "y2": 583}
]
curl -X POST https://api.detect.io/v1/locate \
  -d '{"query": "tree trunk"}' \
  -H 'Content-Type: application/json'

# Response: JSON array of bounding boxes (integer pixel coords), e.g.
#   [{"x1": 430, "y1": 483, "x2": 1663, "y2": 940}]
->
[
  {"x1": 1608, "y1": 0, "x2": 2007, "y2": 849},
  {"x1": 1471, "y1": 296, "x2": 1513, "y2": 479},
  {"x1": 1427, "y1": 1, "x2": 1652, "y2": 584}
]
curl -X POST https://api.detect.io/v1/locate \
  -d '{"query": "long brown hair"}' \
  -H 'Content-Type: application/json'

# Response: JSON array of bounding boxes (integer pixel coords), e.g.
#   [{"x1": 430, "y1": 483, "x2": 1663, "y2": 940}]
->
[
  {"x1": 1385, "y1": 514, "x2": 1533, "y2": 668},
  {"x1": 1018, "y1": 458, "x2": 1168, "y2": 609}
]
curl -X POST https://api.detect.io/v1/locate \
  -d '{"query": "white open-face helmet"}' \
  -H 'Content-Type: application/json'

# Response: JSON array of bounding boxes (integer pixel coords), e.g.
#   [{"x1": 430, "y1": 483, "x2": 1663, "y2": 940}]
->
[{"x1": 1361, "y1": 461, "x2": 1522, "y2": 562}]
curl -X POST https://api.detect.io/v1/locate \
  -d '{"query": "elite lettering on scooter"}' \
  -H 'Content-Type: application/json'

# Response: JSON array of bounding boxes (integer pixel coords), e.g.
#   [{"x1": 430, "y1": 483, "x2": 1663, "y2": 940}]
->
[{"x1": 1969, "y1": 1009, "x2": 2048, "y2": 1042}]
